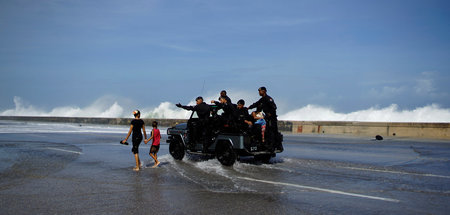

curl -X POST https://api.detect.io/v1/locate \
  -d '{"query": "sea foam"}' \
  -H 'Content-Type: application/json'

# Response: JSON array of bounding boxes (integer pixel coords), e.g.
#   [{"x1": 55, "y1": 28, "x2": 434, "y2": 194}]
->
[{"x1": 1, "y1": 96, "x2": 450, "y2": 122}]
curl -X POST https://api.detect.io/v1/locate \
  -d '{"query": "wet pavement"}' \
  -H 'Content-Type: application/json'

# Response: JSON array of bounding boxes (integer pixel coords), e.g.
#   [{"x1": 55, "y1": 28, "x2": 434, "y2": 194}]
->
[{"x1": 0, "y1": 121, "x2": 449, "y2": 214}]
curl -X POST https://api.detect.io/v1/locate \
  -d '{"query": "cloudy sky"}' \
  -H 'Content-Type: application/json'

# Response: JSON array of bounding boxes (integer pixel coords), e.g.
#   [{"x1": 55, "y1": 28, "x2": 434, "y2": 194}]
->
[{"x1": 1, "y1": 0, "x2": 449, "y2": 119}]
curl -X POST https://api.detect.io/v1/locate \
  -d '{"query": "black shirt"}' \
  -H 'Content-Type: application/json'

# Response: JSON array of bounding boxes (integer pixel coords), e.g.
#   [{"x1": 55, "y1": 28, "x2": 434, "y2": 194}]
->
[
  {"x1": 235, "y1": 106, "x2": 251, "y2": 122},
  {"x1": 218, "y1": 95, "x2": 232, "y2": 104},
  {"x1": 213, "y1": 101, "x2": 235, "y2": 119},
  {"x1": 248, "y1": 95, "x2": 277, "y2": 118},
  {"x1": 180, "y1": 102, "x2": 211, "y2": 120},
  {"x1": 131, "y1": 119, "x2": 144, "y2": 139}
]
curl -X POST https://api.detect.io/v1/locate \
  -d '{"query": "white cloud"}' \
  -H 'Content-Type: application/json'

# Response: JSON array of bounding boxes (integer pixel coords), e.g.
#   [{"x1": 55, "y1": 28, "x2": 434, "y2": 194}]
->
[
  {"x1": 369, "y1": 86, "x2": 406, "y2": 98},
  {"x1": 415, "y1": 78, "x2": 435, "y2": 95}
]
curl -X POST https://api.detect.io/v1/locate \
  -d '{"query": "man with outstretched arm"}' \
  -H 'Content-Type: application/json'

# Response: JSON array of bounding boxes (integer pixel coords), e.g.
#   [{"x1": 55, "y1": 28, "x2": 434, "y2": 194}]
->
[
  {"x1": 176, "y1": 96, "x2": 210, "y2": 120},
  {"x1": 176, "y1": 96, "x2": 211, "y2": 152}
]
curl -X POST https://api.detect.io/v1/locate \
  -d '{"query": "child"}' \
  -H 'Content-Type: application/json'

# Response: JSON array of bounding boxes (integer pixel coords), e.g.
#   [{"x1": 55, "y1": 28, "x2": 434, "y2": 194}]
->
[
  {"x1": 145, "y1": 121, "x2": 161, "y2": 168},
  {"x1": 252, "y1": 111, "x2": 266, "y2": 142},
  {"x1": 122, "y1": 110, "x2": 147, "y2": 171}
]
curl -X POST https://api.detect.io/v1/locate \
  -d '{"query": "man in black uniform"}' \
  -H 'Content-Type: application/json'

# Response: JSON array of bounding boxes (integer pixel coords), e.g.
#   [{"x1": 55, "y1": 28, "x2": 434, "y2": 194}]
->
[
  {"x1": 211, "y1": 96, "x2": 236, "y2": 131},
  {"x1": 219, "y1": 90, "x2": 232, "y2": 104},
  {"x1": 176, "y1": 97, "x2": 211, "y2": 152},
  {"x1": 211, "y1": 97, "x2": 235, "y2": 120},
  {"x1": 248, "y1": 87, "x2": 278, "y2": 150},
  {"x1": 234, "y1": 99, "x2": 253, "y2": 132},
  {"x1": 176, "y1": 96, "x2": 210, "y2": 119}
]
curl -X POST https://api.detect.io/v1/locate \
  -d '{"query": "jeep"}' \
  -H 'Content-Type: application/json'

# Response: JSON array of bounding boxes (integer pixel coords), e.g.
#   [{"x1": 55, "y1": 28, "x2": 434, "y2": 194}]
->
[{"x1": 167, "y1": 105, "x2": 283, "y2": 166}]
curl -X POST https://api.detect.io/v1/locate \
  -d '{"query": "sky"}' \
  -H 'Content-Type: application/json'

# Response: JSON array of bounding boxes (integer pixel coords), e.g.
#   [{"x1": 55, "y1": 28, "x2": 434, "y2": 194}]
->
[{"x1": 1, "y1": 0, "x2": 450, "y2": 121}]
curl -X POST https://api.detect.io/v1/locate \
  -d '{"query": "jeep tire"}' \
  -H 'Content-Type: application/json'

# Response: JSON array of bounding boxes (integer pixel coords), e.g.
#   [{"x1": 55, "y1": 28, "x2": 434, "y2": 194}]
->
[
  {"x1": 215, "y1": 141, "x2": 236, "y2": 166},
  {"x1": 169, "y1": 136, "x2": 185, "y2": 160}
]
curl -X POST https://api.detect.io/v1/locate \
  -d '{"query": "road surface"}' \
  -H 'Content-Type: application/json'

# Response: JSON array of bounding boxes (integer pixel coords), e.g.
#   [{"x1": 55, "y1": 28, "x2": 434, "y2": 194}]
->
[{"x1": 0, "y1": 121, "x2": 449, "y2": 214}]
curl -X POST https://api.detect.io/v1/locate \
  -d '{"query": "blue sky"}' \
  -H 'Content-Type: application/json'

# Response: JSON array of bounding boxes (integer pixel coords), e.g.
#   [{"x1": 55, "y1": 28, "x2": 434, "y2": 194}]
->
[{"x1": 1, "y1": 0, "x2": 449, "y2": 116}]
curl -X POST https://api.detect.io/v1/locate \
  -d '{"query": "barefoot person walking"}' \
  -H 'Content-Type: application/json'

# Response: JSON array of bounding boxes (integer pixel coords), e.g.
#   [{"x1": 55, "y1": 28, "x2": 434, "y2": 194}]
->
[
  {"x1": 122, "y1": 110, "x2": 147, "y2": 171},
  {"x1": 145, "y1": 121, "x2": 161, "y2": 168}
]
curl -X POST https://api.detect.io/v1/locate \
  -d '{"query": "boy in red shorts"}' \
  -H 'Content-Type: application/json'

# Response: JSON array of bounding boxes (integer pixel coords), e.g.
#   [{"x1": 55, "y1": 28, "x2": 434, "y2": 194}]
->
[{"x1": 145, "y1": 121, "x2": 161, "y2": 168}]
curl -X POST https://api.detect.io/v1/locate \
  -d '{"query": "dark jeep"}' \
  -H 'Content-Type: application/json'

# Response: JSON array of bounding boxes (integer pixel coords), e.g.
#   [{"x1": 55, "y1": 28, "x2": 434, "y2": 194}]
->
[{"x1": 167, "y1": 105, "x2": 283, "y2": 166}]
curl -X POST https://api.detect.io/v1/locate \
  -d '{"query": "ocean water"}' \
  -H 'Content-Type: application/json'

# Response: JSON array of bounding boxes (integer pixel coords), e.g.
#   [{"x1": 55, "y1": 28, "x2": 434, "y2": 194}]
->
[
  {"x1": 0, "y1": 120, "x2": 168, "y2": 135},
  {"x1": 1, "y1": 96, "x2": 450, "y2": 122}
]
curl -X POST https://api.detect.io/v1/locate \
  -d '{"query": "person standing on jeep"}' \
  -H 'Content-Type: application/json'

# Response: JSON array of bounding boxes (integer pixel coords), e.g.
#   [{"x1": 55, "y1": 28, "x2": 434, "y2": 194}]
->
[
  {"x1": 248, "y1": 87, "x2": 278, "y2": 149},
  {"x1": 176, "y1": 96, "x2": 210, "y2": 119},
  {"x1": 176, "y1": 96, "x2": 211, "y2": 152},
  {"x1": 248, "y1": 87, "x2": 277, "y2": 124}
]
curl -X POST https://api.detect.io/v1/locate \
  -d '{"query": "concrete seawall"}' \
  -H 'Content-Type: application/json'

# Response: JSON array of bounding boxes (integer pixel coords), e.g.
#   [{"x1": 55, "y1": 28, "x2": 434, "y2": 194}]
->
[
  {"x1": 280, "y1": 121, "x2": 450, "y2": 140},
  {"x1": 1, "y1": 116, "x2": 449, "y2": 140}
]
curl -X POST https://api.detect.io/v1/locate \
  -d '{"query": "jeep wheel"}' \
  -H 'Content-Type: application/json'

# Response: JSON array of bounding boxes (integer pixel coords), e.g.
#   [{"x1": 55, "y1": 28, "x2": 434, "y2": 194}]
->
[
  {"x1": 215, "y1": 141, "x2": 236, "y2": 166},
  {"x1": 169, "y1": 137, "x2": 185, "y2": 160}
]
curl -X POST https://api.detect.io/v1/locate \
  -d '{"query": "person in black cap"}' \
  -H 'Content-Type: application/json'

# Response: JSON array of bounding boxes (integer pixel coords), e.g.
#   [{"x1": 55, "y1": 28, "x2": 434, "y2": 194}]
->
[
  {"x1": 248, "y1": 87, "x2": 277, "y2": 119},
  {"x1": 248, "y1": 87, "x2": 278, "y2": 150},
  {"x1": 176, "y1": 97, "x2": 211, "y2": 152},
  {"x1": 219, "y1": 90, "x2": 232, "y2": 104},
  {"x1": 176, "y1": 96, "x2": 210, "y2": 120}
]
